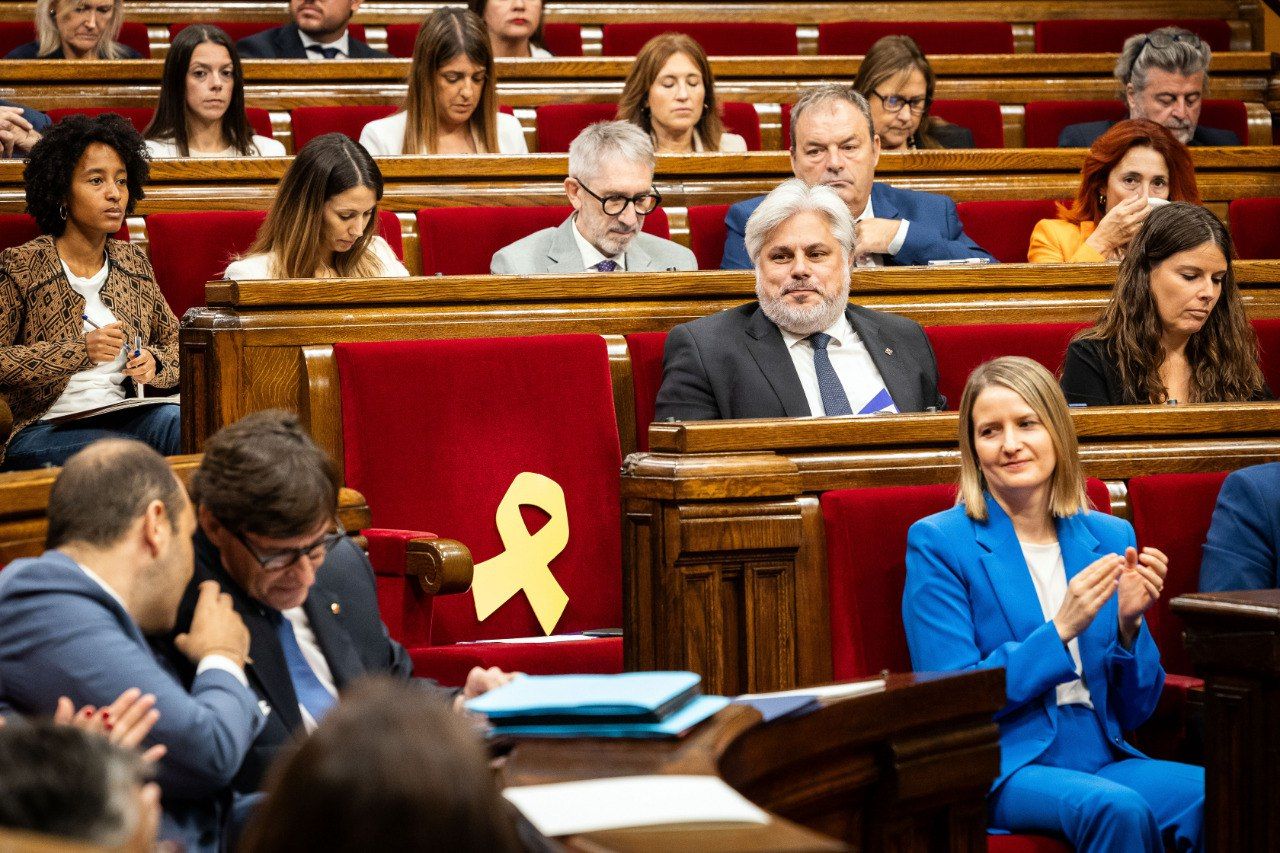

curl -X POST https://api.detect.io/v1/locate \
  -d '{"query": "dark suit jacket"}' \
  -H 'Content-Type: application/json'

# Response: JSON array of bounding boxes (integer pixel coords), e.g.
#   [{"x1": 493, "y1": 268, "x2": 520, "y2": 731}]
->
[
  {"x1": 1057, "y1": 119, "x2": 1239, "y2": 148},
  {"x1": 921, "y1": 119, "x2": 974, "y2": 149},
  {"x1": 721, "y1": 182, "x2": 997, "y2": 270},
  {"x1": 156, "y1": 530, "x2": 435, "y2": 794},
  {"x1": 0, "y1": 99, "x2": 50, "y2": 132},
  {"x1": 3, "y1": 41, "x2": 141, "y2": 58},
  {"x1": 654, "y1": 302, "x2": 944, "y2": 420},
  {"x1": 1061, "y1": 337, "x2": 1273, "y2": 406},
  {"x1": 235, "y1": 23, "x2": 387, "y2": 59},
  {"x1": 1200, "y1": 462, "x2": 1280, "y2": 592}
]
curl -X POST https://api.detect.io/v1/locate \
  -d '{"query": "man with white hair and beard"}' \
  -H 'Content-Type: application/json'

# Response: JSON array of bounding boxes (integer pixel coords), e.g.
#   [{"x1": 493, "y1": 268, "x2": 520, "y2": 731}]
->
[{"x1": 655, "y1": 179, "x2": 943, "y2": 421}]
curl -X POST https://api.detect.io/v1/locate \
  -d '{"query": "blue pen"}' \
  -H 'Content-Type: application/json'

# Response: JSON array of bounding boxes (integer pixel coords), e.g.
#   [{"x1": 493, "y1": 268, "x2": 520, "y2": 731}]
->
[
  {"x1": 81, "y1": 313, "x2": 101, "y2": 330},
  {"x1": 134, "y1": 335, "x2": 141, "y2": 358}
]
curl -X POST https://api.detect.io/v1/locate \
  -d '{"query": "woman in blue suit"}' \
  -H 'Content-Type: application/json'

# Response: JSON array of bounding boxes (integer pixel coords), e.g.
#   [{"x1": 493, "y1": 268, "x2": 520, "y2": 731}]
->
[{"x1": 902, "y1": 356, "x2": 1203, "y2": 852}]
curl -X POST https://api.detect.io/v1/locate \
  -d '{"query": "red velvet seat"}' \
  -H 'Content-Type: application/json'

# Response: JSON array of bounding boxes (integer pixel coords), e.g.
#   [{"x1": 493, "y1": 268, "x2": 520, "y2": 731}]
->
[
  {"x1": 955, "y1": 199, "x2": 1061, "y2": 263},
  {"x1": 418, "y1": 204, "x2": 669, "y2": 276},
  {"x1": 0, "y1": 22, "x2": 35, "y2": 56},
  {"x1": 1252, "y1": 318, "x2": 1280, "y2": 392},
  {"x1": 1034, "y1": 19, "x2": 1232, "y2": 54},
  {"x1": 601, "y1": 22, "x2": 797, "y2": 57},
  {"x1": 1229, "y1": 197, "x2": 1280, "y2": 259},
  {"x1": 929, "y1": 99, "x2": 1005, "y2": 149},
  {"x1": 245, "y1": 108, "x2": 276, "y2": 141},
  {"x1": 170, "y1": 21, "x2": 365, "y2": 45},
  {"x1": 625, "y1": 332, "x2": 668, "y2": 451},
  {"x1": 1025, "y1": 99, "x2": 1247, "y2": 148},
  {"x1": 385, "y1": 23, "x2": 582, "y2": 58},
  {"x1": 332, "y1": 335, "x2": 625, "y2": 683},
  {"x1": 686, "y1": 204, "x2": 730, "y2": 269},
  {"x1": 46, "y1": 107, "x2": 155, "y2": 134},
  {"x1": 0, "y1": 214, "x2": 126, "y2": 253},
  {"x1": 817, "y1": 21, "x2": 1014, "y2": 55},
  {"x1": 721, "y1": 102, "x2": 762, "y2": 150},
  {"x1": 534, "y1": 102, "x2": 760, "y2": 153},
  {"x1": 986, "y1": 837, "x2": 1073, "y2": 853},
  {"x1": 116, "y1": 21, "x2": 152, "y2": 57},
  {"x1": 289, "y1": 105, "x2": 398, "y2": 149},
  {"x1": 923, "y1": 322, "x2": 1089, "y2": 409}
]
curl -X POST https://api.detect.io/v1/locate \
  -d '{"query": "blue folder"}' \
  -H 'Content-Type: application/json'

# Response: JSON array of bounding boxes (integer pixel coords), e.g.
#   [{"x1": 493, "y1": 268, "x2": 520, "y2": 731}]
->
[
  {"x1": 466, "y1": 671, "x2": 701, "y2": 721},
  {"x1": 486, "y1": 695, "x2": 730, "y2": 739}
]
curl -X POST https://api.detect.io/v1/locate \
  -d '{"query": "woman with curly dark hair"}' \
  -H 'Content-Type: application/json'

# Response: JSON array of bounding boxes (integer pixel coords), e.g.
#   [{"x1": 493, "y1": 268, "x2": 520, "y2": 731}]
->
[
  {"x1": 0, "y1": 113, "x2": 180, "y2": 470},
  {"x1": 1060, "y1": 202, "x2": 1269, "y2": 406}
]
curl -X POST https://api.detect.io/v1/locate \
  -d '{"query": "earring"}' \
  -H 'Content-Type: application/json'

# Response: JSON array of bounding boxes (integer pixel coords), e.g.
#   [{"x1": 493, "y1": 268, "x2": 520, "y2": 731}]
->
[
  {"x1": 1098, "y1": 192, "x2": 1106, "y2": 212},
  {"x1": 57, "y1": 203, "x2": 67, "y2": 220}
]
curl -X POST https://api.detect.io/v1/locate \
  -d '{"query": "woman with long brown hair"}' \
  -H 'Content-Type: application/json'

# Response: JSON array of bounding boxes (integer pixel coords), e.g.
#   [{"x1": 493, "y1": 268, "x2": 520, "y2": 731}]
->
[
  {"x1": 852, "y1": 35, "x2": 970, "y2": 151},
  {"x1": 360, "y1": 7, "x2": 527, "y2": 155},
  {"x1": 1060, "y1": 202, "x2": 1268, "y2": 406}
]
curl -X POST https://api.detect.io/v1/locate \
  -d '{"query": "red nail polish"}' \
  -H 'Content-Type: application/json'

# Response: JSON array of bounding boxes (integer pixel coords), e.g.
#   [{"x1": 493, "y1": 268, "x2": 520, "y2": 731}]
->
[
  {"x1": 103, "y1": 721, "x2": 114, "y2": 731},
  {"x1": 101, "y1": 710, "x2": 110, "y2": 719}
]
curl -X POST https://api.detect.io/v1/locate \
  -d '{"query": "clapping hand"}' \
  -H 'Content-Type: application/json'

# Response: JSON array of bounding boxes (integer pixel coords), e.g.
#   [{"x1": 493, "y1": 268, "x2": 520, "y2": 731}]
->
[
  {"x1": 52, "y1": 687, "x2": 167, "y2": 764},
  {"x1": 1117, "y1": 546, "x2": 1168, "y2": 646},
  {"x1": 1053, "y1": 553, "x2": 1123, "y2": 643}
]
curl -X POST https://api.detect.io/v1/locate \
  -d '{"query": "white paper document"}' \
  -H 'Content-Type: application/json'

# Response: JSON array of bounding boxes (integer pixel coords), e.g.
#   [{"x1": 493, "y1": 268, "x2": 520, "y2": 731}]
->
[
  {"x1": 736, "y1": 678, "x2": 886, "y2": 702},
  {"x1": 502, "y1": 774, "x2": 770, "y2": 837},
  {"x1": 455, "y1": 634, "x2": 595, "y2": 645}
]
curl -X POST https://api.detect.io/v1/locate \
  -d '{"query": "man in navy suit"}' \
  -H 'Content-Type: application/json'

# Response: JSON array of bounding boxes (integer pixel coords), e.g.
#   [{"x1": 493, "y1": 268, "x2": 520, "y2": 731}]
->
[
  {"x1": 237, "y1": 0, "x2": 387, "y2": 59},
  {"x1": 1200, "y1": 462, "x2": 1280, "y2": 591},
  {"x1": 721, "y1": 84, "x2": 994, "y2": 270},
  {"x1": 0, "y1": 439, "x2": 264, "y2": 853}
]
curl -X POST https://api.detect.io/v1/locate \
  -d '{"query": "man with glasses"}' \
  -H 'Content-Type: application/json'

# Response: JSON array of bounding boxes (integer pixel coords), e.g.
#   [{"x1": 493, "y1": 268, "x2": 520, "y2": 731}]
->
[
  {"x1": 721, "y1": 85, "x2": 994, "y2": 270},
  {"x1": 491, "y1": 120, "x2": 697, "y2": 273},
  {"x1": 1058, "y1": 27, "x2": 1237, "y2": 147},
  {"x1": 156, "y1": 410, "x2": 511, "y2": 797}
]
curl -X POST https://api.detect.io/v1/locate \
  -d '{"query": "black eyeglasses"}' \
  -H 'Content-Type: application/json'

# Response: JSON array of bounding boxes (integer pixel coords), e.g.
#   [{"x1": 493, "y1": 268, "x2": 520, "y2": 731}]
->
[
  {"x1": 871, "y1": 91, "x2": 930, "y2": 116},
  {"x1": 227, "y1": 518, "x2": 346, "y2": 573},
  {"x1": 575, "y1": 180, "x2": 662, "y2": 216}
]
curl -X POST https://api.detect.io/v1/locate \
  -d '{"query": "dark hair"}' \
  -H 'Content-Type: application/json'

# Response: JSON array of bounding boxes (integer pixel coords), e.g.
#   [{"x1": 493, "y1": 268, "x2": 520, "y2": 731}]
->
[
  {"x1": 241, "y1": 677, "x2": 523, "y2": 853},
  {"x1": 1060, "y1": 118, "x2": 1200, "y2": 225},
  {"x1": 466, "y1": 0, "x2": 546, "y2": 53},
  {"x1": 852, "y1": 35, "x2": 952, "y2": 150},
  {"x1": 1075, "y1": 202, "x2": 1265, "y2": 403},
  {"x1": 23, "y1": 113, "x2": 149, "y2": 237},
  {"x1": 189, "y1": 410, "x2": 339, "y2": 539},
  {"x1": 145, "y1": 25, "x2": 254, "y2": 157},
  {"x1": 46, "y1": 439, "x2": 185, "y2": 550},
  {"x1": 404, "y1": 8, "x2": 498, "y2": 154},
  {"x1": 0, "y1": 722, "x2": 148, "y2": 846}
]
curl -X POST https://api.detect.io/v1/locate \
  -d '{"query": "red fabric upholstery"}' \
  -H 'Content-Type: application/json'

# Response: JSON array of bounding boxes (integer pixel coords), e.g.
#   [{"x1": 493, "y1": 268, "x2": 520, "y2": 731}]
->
[
  {"x1": 1034, "y1": 19, "x2": 1232, "y2": 54},
  {"x1": 116, "y1": 21, "x2": 151, "y2": 57},
  {"x1": 1024, "y1": 100, "x2": 1127, "y2": 148},
  {"x1": 362, "y1": 528, "x2": 438, "y2": 649},
  {"x1": 245, "y1": 108, "x2": 276, "y2": 141},
  {"x1": 0, "y1": 22, "x2": 35, "y2": 56},
  {"x1": 602, "y1": 22, "x2": 797, "y2": 57},
  {"x1": 169, "y1": 21, "x2": 364, "y2": 44},
  {"x1": 289, "y1": 105, "x2": 397, "y2": 149},
  {"x1": 373, "y1": 209, "x2": 405, "y2": 259},
  {"x1": 47, "y1": 107, "x2": 155, "y2": 134},
  {"x1": 1128, "y1": 472, "x2": 1229, "y2": 676},
  {"x1": 1230, "y1": 197, "x2": 1280, "y2": 259},
  {"x1": 384, "y1": 23, "x2": 419, "y2": 59},
  {"x1": 333, "y1": 335, "x2": 624, "y2": 680},
  {"x1": 146, "y1": 210, "x2": 266, "y2": 316},
  {"x1": 780, "y1": 102, "x2": 792, "y2": 150},
  {"x1": 418, "y1": 205, "x2": 667, "y2": 275},
  {"x1": 955, "y1": 199, "x2": 1061, "y2": 264},
  {"x1": 686, "y1": 204, "x2": 730, "y2": 270},
  {"x1": 1252, "y1": 318, "x2": 1280, "y2": 392},
  {"x1": 818, "y1": 21, "x2": 1014, "y2": 55},
  {"x1": 986, "y1": 836, "x2": 1072, "y2": 853},
  {"x1": 541, "y1": 24, "x2": 584, "y2": 57},
  {"x1": 625, "y1": 332, "x2": 668, "y2": 451},
  {"x1": 409, "y1": 637, "x2": 622, "y2": 686},
  {"x1": 923, "y1": 322, "x2": 1089, "y2": 410},
  {"x1": 0, "y1": 214, "x2": 126, "y2": 253},
  {"x1": 534, "y1": 103, "x2": 615, "y2": 153},
  {"x1": 1199, "y1": 100, "x2": 1248, "y2": 144},
  {"x1": 721, "y1": 102, "x2": 762, "y2": 150},
  {"x1": 930, "y1": 99, "x2": 1005, "y2": 149}
]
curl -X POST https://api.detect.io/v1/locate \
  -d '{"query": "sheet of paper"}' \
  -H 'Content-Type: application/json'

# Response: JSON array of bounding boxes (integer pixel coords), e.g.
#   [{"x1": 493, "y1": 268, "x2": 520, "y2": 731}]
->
[
  {"x1": 456, "y1": 634, "x2": 593, "y2": 645},
  {"x1": 503, "y1": 775, "x2": 770, "y2": 837},
  {"x1": 736, "y1": 678, "x2": 886, "y2": 702}
]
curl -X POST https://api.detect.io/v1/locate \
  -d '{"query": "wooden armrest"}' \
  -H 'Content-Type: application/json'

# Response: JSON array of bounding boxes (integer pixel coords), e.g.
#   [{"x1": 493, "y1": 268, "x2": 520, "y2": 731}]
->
[{"x1": 404, "y1": 537, "x2": 473, "y2": 596}]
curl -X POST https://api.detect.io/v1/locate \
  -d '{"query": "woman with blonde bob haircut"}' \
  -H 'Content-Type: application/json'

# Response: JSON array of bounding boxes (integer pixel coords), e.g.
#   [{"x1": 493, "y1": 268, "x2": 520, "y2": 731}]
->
[
  {"x1": 5, "y1": 0, "x2": 139, "y2": 59},
  {"x1": 903, "y1": 355, "x2": 1204, "y2": 852},
  {"x1": 359, "y1": 8, "x2": 527, "y2": 156},
  {"x1": 616, "y1": 33, "x2": 746, "y2": 154},
  {"x1": 223, "y1": 133, "x2": 408, "y2": 280}
]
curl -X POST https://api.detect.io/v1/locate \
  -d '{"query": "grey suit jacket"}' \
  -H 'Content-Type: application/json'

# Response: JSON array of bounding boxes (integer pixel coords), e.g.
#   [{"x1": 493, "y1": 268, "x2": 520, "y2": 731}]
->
[
  {"x1": 490, "y1": 215, "x2": 697, "y2": 274},
  {"x1": 655, "y1": 302, "x2": 944, "y2": 420},
  {"x1": 0, "y1": 551, "x2": 265, "y2": 852}
]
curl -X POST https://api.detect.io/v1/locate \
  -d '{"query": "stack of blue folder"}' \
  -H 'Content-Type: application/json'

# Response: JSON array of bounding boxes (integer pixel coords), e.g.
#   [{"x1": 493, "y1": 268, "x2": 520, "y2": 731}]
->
[{"x1": 465, "y1": 671, "x2": 729, "y2": 738}]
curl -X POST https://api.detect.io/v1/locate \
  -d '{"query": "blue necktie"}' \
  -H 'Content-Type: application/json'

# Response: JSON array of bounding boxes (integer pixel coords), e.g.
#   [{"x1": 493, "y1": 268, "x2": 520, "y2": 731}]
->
[
  {"x1": 808, "y1": 332, "x2": 853, "y2": 416},
  {"x1": 593, "y1": 259, "x2": 619, "y2": 272},
  {"x1": 306, "y1": 44, "x2": 341, "y2": 59},
  {"x1": 274, "y1": 613, "x2": 336, "y2": 723}
]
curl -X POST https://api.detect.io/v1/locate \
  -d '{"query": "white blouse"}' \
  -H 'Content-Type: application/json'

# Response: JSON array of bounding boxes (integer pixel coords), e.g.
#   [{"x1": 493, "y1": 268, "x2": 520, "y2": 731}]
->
[
  {"x1": 359, "y1": 110, "x2": 528, "y2": 156},
  {"x1": 145, "y1": 134, "x2": 286, "y2": 158},
  {"x1": 223, "y1": 236, "x2": 409, "y2": 280}
]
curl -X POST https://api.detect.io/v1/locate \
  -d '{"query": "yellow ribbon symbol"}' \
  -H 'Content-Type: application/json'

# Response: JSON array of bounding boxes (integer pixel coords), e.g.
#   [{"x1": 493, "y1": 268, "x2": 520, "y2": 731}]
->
[{"x1": 471, "y1": 472, "x2": 570, "y2": 635}]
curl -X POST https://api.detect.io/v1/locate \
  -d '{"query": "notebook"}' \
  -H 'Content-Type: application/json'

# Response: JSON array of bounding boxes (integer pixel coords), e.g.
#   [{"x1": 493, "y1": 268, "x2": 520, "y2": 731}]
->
[{"x1": 466, "y1": 671, "x2": 701, "y2": 724}]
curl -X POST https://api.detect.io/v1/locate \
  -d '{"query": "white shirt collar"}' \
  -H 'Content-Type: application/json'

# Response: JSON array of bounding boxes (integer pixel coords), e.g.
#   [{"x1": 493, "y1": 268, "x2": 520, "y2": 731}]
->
[
  {"x1": 570, "y1": 214, "x2": 626, "y2": 271},
  {"x1": 779, "y1": 311, "x2": 854, "y2": 350},
  {"x1": 298, "y1": 28, "x2": 350, "y2": 58}
]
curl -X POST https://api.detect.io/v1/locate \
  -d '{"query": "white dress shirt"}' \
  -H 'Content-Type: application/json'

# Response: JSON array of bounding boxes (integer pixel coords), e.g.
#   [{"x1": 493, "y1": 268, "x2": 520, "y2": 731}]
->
[
  {"x1": 298, "y1": 28, "x2": 350, "y2": 60},
  {"x1": 1018, "y1": 540, "x2": 1095, "y2": 708},
  {"x1": 223, "y1": 236, "x2": 409, "y2": 280},
  {"x1": 853, "y1": 196, "x2": 909, "y2": 267},
  {"x1": 43, "y1": 260, "x2": 127, "y2": 419},
  {"x1": 779, "y1": 312, "x2": 898, "y2": 416},
  {"x1": 359, "y1": 111, "x2": 528, "y2": 156},
  {"x1": 281, "y1": 605, "x2": 338, "y2": 732},
  {"x1": 570, "y1": 214, "x2": 626, "y2": 271}
]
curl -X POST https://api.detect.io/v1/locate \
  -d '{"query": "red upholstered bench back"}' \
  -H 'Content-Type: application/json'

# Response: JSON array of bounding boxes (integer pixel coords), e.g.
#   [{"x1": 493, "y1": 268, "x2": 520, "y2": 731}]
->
[
  {"x1": 386, "y1": 23, "x2": 581, "y2": 57},
  {"x1": 1229, "y1": 197, "x2": 1280, "y2": 260},
  {"x1": 924, "y1": 322, "x2": 1089, "y2": 410},
  {"x1": 1127, "y1": 472, "x2": 1229, "y2": 675},
  {"x1": 533, "y1": 102, "x2": 760, "y2": 153},
  {"x1": 333, "y1": 335, "x2": 623, "y2": 644},
  {"x1": 602, "y1": 22, "x2": 797, "y2": 56},
  {"x1": 687, "y1": 204, "x2": 730, "y2": 269},
  {"x1": 418, "y1": 205, "x2": 669, "y2": 275},
  {"x1": 1034, "y1": 19, "x2": 1232, "y2": 54},
  {"x1": 5, "y1": 20, "x2": 150, "y2": 56},
  {"x1": 928, "y1": 99, "x2": 1005, "y2": 149},
  {"x1": 625, "y1": 332, "x2": 669, "y2": 451},
  {"x1": 47, "y1": 107, "x2": 155, "y2": 134},
  {"x1": 822, "y1": 480, "x2": 1112, "y2": 679},
  {"x1": 289, "y1": 105, "x2": 398, "y2": 149},
  {"x1": 817, "y1": 20, "x2": 1014, "y2": 55},
  {"x1": 1252, "y1": 318, "x2": 1280, "y2": 392},
  {"x1": 956, "y1": 199, "x2": 1060, "y2": 263},
  {"x1": 0, "y1": 214, "x2": 127, "y2": 253}
]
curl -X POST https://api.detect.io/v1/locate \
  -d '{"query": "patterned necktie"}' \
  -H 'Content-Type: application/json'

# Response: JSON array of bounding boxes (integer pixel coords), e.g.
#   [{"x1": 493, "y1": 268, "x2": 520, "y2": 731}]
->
[
  {"x1": 306, "y1": 44, "x2": 342, "y2": 59},
  {"x1": 273, "y1": 612, "x2": 336, "y2": 723},
  {"x1": 593, "y1": 259, "x2": 619, "y2": 272},
  {"x1": 808, "y1": 332, "x2": 853, "y2": 416}
]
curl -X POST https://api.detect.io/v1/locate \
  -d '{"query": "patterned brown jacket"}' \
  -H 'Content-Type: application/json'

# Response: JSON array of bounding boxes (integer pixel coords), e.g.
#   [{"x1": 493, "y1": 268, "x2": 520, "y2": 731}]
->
[{"x1": 0, "y1": 235, "x2": 180, "y2": 463}]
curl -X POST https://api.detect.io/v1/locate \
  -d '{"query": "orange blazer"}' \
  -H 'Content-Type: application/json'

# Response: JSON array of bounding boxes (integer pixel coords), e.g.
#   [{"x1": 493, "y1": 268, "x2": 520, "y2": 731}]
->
[{"x1": 1027, "y1": 218, "x2": 1107, "y2": 264}]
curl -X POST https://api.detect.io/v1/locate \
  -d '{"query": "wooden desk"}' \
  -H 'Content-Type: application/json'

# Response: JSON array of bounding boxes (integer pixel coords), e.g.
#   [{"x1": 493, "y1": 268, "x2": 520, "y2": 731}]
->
[{"x1": 502, "y1": 670, "x2": 1005, "y2": 850}]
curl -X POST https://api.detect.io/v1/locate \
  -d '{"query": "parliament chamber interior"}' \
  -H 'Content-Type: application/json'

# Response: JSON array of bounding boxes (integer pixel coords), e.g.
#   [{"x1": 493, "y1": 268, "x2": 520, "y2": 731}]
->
[{"x1": 1, "y1": 0, "x2": 1280, "y2": 850}]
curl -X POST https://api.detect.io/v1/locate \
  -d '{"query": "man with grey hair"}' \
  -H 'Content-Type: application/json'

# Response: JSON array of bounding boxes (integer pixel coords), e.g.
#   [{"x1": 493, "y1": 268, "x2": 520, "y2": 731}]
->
[
  {"x1": 656, "y1": 179, "x2": 943, "y2": 420},
  {"x1": 490, "y1": 120, "x2": 697, "y2": 273},
  {"x1": 722, "y1": 84, "x2": 994, "y2": 270},
  {"x1": 1058, "y1": 27, "x2": 1237, "y2": 147}
]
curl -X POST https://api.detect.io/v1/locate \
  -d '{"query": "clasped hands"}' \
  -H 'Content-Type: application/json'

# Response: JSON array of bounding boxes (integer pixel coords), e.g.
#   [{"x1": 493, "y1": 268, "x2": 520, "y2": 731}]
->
[
  {"x1": 86, "y1": 322, "x2": 157, "y2": 384},
  {"x1": 1052, "y1": 546, "x2": 1168, "y2": 648}
]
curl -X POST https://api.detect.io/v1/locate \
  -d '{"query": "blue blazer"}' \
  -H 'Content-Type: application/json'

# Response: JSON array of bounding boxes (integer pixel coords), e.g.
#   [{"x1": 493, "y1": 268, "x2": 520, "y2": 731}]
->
[
  {"x1": 1200, "y1": 462, "x2": 1280, "y2": 591},
  {"x1": 0, "y1": 552, "x2": 266, "y2": 851},
  {"x1": 720, "y1": 182, "x2": 997, "y2": 270},
  {"x1": 902, "y1": 496, "x2": 1164, "y2": 791}
]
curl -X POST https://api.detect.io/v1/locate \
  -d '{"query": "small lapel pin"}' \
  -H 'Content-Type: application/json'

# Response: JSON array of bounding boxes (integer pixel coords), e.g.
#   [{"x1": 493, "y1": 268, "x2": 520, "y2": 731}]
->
[
  {"x1": 884, "y1": 347, "x2": 894, "y2": 356},
  {"x1": 330, "y1": 602, "x2": 341, "y2": 615}
]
